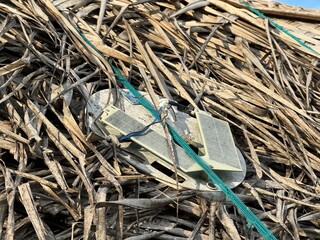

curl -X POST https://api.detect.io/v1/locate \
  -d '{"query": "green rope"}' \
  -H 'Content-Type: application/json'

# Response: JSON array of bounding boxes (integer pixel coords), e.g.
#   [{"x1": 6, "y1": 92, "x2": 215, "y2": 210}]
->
[
  {"x1": 76, "y1": 27, "x2": 277, "y2": 240},
  {"x1": 240, "y1": 1, "x2": 320, "y2": 55}
]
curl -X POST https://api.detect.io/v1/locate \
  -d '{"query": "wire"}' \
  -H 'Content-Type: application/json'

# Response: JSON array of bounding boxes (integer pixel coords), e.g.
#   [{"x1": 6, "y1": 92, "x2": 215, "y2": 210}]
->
[{"x1": 118, "y1": 107, "x2": 162, "y2": 141}]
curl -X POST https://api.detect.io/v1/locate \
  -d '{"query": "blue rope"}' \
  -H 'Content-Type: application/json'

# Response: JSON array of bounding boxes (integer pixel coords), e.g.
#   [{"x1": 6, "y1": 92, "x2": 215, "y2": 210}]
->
[
  {"x1": 76, "y1": 27, "x2": 277, "y2": 240},
  {"x1": 240, "y1": 2, "x2": 320, "y2": 55}
]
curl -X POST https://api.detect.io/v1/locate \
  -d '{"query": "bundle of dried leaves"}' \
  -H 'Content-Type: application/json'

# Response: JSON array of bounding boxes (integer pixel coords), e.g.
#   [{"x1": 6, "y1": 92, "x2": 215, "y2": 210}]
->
[{"x1": 0, "y1": 0, "x2": 320, "y2": 239}]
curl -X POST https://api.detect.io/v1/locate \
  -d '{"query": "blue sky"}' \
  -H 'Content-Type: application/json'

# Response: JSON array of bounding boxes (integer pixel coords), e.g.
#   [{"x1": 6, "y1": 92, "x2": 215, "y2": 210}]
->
[{"x1": 279, "y1": 0, "x2": 320, "y2": 9}]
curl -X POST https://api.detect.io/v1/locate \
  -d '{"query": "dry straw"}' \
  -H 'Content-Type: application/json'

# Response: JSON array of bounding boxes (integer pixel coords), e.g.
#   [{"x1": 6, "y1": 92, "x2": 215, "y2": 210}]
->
[{"x1": 0, "y1": 0, "x2": 320, "y2": 239}]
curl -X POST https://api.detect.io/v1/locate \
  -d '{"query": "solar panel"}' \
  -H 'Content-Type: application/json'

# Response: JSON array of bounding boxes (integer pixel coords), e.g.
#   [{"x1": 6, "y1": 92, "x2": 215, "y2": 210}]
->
[
  {"x1": 97, "y1": 105, "x2": 242, "y2": 172},
  {"x1": 196, "y1": 110, "x2": 242, "y2": 170}
]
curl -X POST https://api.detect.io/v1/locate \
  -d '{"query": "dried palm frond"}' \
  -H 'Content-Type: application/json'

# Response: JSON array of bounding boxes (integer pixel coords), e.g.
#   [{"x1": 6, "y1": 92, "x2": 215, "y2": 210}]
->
[{"x1": 0, "y1": 0, "x2": 319, "y2": 239}]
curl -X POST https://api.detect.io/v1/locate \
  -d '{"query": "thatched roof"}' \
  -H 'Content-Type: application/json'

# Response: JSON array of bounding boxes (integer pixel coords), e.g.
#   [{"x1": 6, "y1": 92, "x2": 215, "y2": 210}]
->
[{"x1": 0, "y1": 0, "x2": 320, "y2": 239}]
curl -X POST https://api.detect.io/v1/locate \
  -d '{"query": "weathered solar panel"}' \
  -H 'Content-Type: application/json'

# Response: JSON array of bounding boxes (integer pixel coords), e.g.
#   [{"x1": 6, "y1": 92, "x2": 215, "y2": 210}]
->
[
  {"x1": 196, "y1": 110, "x2": 242, "y2": 171},
  {"x1": 97, "y1": 106, "x2": 242, "y2": 172}
]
